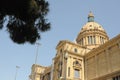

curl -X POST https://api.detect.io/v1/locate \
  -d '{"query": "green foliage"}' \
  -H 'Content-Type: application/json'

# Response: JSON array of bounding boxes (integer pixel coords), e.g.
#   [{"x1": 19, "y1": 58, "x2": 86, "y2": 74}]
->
[{"x1": 0, "y1": 0, "x2": 50, "y2": 44}]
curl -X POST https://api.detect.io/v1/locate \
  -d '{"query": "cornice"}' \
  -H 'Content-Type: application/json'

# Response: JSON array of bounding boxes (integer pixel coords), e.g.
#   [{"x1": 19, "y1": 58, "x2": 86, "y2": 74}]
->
[
  {"x1": 76, "y1": 30, "x2": 109, "y2": 41},
  {"x1": 66, "y1": 50, "x2": 84, "y2": 58},
  {"x1": 32, "y1": 64, "x2": 47, "y2": 68},
  {"x1": 56, "y1": 40, "x2": 84, "y2": 50},
  {"x1": 85, "y1": 34, "x2": 120, "y2": 59}
]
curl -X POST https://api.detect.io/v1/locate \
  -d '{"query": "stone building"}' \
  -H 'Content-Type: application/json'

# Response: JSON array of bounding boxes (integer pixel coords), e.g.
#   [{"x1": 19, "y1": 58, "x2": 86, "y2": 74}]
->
[
  {"x1": 29, "y1": 64, "x2": 46, "y2": 80},
  {"x1": 29, "y1": 12, "x2": 120, "y2": 80}
]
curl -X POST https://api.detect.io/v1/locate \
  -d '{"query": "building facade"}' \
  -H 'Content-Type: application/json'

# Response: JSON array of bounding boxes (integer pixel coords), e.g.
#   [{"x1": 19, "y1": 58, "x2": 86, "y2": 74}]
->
[
  {"x1": 29, "y1": 64, "x2": 47, "y2": 80},
  {"x1": 29, "y1": 12, "x2": 120, "y2": 80}
]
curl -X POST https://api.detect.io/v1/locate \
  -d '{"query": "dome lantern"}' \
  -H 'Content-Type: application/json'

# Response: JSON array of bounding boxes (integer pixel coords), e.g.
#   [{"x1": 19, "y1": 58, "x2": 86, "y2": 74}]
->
[{"x1": 88, "y1": 11, "x2": 94, "y2": 22}]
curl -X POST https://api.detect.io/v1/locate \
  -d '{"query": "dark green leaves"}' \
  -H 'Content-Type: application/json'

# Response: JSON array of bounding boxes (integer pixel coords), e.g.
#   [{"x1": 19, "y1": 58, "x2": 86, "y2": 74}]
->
[{"x1": 0, "y1": 0, "x2": 50, "y2": 44}]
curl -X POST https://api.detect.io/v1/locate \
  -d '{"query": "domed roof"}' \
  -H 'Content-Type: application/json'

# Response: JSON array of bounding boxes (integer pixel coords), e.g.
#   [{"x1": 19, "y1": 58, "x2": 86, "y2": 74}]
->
[
  {"x1": 80, "y1": 22, "x2": 105, "y2": 33},
  {"x1": 76, "y1": 12, "x2": 109, "y2": 50},
  {"x1": 80, "y1": 12, "x2": 106, "y2": 33}
]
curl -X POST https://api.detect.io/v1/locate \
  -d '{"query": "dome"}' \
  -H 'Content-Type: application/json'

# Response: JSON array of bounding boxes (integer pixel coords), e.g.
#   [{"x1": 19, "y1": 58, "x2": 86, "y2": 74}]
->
[
  {"x1": 76, "y1": 12, "x2": 109, "y2": 50},
  {"x1": 80, "y1": 22, "x2": 105, "y2": 33}
]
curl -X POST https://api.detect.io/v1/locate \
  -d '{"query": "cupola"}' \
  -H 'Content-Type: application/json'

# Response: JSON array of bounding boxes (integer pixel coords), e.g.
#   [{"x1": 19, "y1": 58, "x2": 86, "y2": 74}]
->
[
  {"x1": 88, "y1": 11, "x2": 94, "y2": 22},
  {"x1": 76, "y1": 12, "x2": 109, "y2": 50}
]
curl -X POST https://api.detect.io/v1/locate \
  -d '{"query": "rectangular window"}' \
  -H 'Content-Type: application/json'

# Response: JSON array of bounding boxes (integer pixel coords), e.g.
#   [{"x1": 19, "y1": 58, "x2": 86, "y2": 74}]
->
[
  {"x1": 100, "y1": 36, "x2": 104, "y2": 44},
  {"x1": 102, "y1": 37, "x2": 104, "y2": 44},
  {"x1": 82, "y1": 38, "x2": 84, "y2": 45},
  {"x1": 93, "y1": 36, "x2": 96, "y2": 44},
  {"x1": 90, "y1": 36, "x2": 92, "y2": 44},
  {"x1": 80, "y1": 38, "x2": 83, "y2": 45},
  {"x1": 119, "y1": 75, "x2": 120, "y2": 80},
  {"x1": 113, "y1": 77, "x2": 115, "y2": 80},
  {"x1": 88, "y1": 36, "x2": 90, "y2": 44},
  {"x1": 74, "y1": 69, "x2": 80, "y2": 78},
  {"x1": 68, "y1": 67, "x2": 70, "y2": 77},
  {"x1": 74, "y1": 48, "x2": 77, "y2": 53},
  {"x1": 88, "y1": 36, "x2": 93, "y2": 44},
  {"x1": 117, "y1": 43, "x2": 120, "y2": 48},
  {"x1": 112, "y1": 75, "x2": 120, "y2": 80},
  {"x1": 80, "y1": 39, "x2": 81, "y2": 45}
]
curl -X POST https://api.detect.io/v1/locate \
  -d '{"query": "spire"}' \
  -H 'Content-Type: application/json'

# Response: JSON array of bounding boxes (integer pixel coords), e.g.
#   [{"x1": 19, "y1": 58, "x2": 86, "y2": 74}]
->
[{"x1": 88, "y1": 11, "x2": 94, "y2": 22}]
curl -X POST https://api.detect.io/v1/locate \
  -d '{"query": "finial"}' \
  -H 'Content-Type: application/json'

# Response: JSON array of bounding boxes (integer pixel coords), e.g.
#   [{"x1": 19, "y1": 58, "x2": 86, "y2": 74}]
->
[
  {"x1": 88, "y1": 11, "x2": 94, "y2": 17},
  {"x1": 88, "y1": 11, "x2": 94, "y2": 22}
]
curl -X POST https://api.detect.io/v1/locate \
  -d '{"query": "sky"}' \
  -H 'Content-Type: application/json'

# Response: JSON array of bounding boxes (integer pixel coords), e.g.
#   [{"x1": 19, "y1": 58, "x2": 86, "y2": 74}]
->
[{"x1": 0, "y1": 0, "x2": 120, "y2": 80}]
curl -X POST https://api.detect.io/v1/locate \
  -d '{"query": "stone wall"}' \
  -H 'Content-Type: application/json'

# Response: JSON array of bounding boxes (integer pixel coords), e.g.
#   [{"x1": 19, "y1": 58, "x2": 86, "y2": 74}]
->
[{"x1": 85, "y1": 34, "x2": 120, "y2": 80}]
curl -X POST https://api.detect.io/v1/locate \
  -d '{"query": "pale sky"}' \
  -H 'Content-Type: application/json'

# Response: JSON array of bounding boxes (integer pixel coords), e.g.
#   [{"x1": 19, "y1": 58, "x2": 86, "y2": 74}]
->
[{"x1": 0, "y1": 0, "x2": 120, "y2": 80}]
